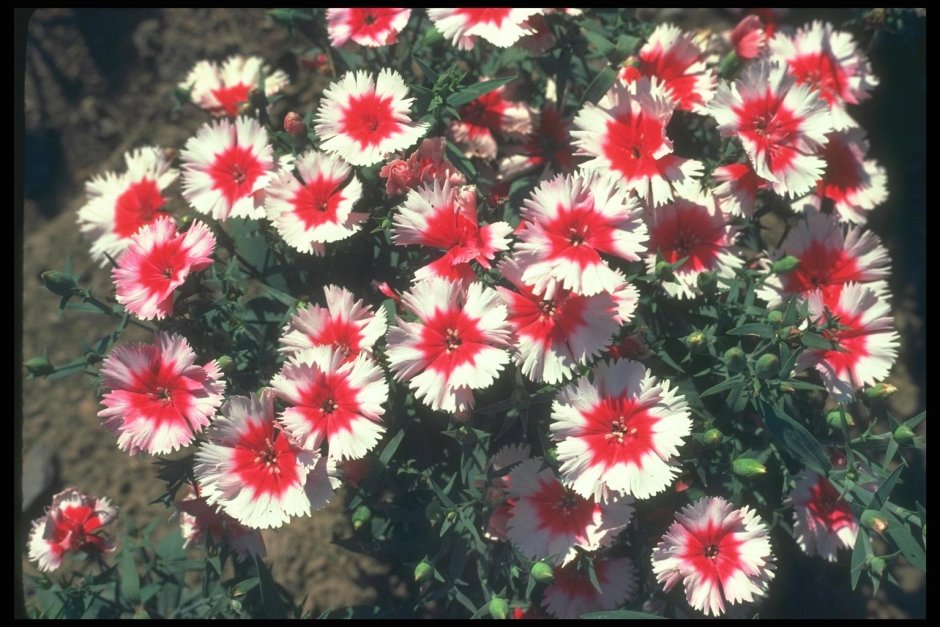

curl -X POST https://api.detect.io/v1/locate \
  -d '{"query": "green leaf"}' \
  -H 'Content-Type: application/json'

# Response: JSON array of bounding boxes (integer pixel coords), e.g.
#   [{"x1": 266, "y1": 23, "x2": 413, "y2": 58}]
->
[
  {"x1": 230, "y1": 577, "x2": 260, "y2": 598},
  {"x1": 783, "y1": 379, "x2": 825, "y2": 391},
  {"x1": 850, "y1": 529, "x2": 871, "y2": 590},
  {"x1": 582, "y1": 609, "x2": 665, "y2": 619},
  {"x1": 881, "y1": 511, "x2": 927, "y2": 571},
  {"x1": 870, "y1": 463, "x2": 905, "y2": 511},
  {"x1": 801, "y1": 331, "x2": 835, "y2": 350},
  {"x1": 756, "y1": 400, "x2": 830, "y2": 474},
  {"x1": 445, "y1": 141, "x2": 477, "y2": 181},
  {"x1": 700, "y1": 375, "x2": 745, "y2": 398},
  {"x1": 582, "y1": 30, "x2": 616, "y2": 56},
  {"x1": 448, "y1": 75, "x2": 517, "y2": 106},
  {"x1": 119, "y1": 548, "x2": 140, "y2": 604},
  {"x1": 727, "y1": 323, "x2": 775, "y2": 338},
  {"x1": 582, "y1": 66, "x2": 618, "y2": 105},
  {"x1": 615, "y1": 34, "x2": 641, "y2": 57}
]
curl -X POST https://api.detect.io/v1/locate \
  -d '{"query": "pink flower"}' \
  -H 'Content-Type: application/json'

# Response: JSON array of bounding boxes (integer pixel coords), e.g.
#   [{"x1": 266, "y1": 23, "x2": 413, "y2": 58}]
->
[
  {"x1": 709, "y1": 60, "x2": 833, "y2": 198},
  {"x1": 181, "y1": 116, "x2": 275, "y2": 221},
  {"x1": 279, "y1": 284, "x2": 387, "y2": 358},
  {"x1": 496, "y1": 255, "x2": 638, "y2": 384},
  {"x1": 112, "y1": 216, "x2": 216, "y2": 320},
  {"x1": 77, "y1": 146, "x2": 178, "y2": 266},
  {"x1": 314, "y1": 69, "x2": 428, "y2": 167},
  {"x1": 427, "y1": 8, "x2": 542, "y2": 50},
  {"x1": 643, "y1": 196, "x2": 743, "y2": 300},
  {"x1": 514, "y1": 171, "x2": 648, "y2": 297},
  {"x1": 542, "y1": 557, "x2": 638, "y2": 619},
  {"x1": 326, "y1": 8, "x2": 412, "y2": 48},
  {"x1": 98, "y1": 332, "x2": 225, "y2": 455},
  {"x1": 731, "y1": 15, "x2": 767, "y2": 60},
  {"x1": 769, "y1": 21, "x2": 879, "y2": 130},
  {"x1": 391, "y1": 181, "x2": 512, "y2": 283},
  {"x1": 786, "y1": 470, "x2": 858, "y2": 562},
  {"x1": 651, "y1": 496, "x2": 775, "y2": 617},
  {"x1": 177, "y1": 488, "x2": 266, "y2": 562},
  {"x1": 757, "y1": 208, "x2": 891, "y2": 308},
  {"x1": 551, "y1": 359, "x2": 692, "y2": 500},
  {"x1": 28, "y1": 488, "x2": 118, "y2": 572},
  {"x1": 386, "y1": 277, "x2": 511, "y2": 413},
  {"x1": 505, "y1": 458, "x2": 634, "y2": 566},
  {"x1": 179, "y1": 55, "x2": 290, "y2": 117},
  {"x1": 620, "y1": 24, "x2": 717, "y2": 112},
  {"x1": 794, "y1": 283, "x2": 899, "y2": 402},
  {"x1": 499, "y1": 106, "x2": 576, "y2": 180},
  {"x1": 572, "y1": 77, "x2": 703, "y2": 207},
  {"x1": 379, "y1": 137, "x2": 466, "y2": 196},
  {"x1": 265, "y1": 150, "x2": 366, "y2": 255},
  {"x1": 711, "y1": 161, "x2": 769, "y2": 218},
  {"x1": 194, "y1": 390, "x2": 334, "y2": 529},
  {"x1": 448, "y1": 84, "x2": 534, "y2": 160},
  {"x1": 270, "y1": 346, "x2": 389, "y2": 463}
]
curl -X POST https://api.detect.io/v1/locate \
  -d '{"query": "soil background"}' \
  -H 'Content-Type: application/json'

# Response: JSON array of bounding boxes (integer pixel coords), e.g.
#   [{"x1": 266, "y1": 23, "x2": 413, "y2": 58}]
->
[{"x1": 17, "y1": 8, "x2": 925, "y2": 619}]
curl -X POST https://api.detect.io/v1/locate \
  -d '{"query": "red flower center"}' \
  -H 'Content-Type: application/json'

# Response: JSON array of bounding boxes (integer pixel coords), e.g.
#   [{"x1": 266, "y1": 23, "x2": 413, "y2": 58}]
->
[
  {"x1": 734, "y1": 91, "x2": 801, "y2": 173},
  {"x1": 211, "y1": 83, "x2": 252, "y2": 117},
  {"x1": 648, "y1": 204, "x2": 725, "y2": 272},
  {"x1": 781, "y1": 239, "x2": 861, "y2": 299},
  {"x1": 544, "y1": 198, "x2": 616, "y2": 269},
  {"x1": 602, "y1": 111, "x2": 667, "y2": 180},
  {"x1": 232, "y1": 422, "x2": 301, "y2": 498},
  {"x1": 806, "y1": 476, "x2": 856, "y2": 531},
  {"x1": 681, "y1": 519, "x2": 744, "y2": 586},
  {"x1": 418, "y1": 307, "x2": 488, "y2": 376},
  {"x1": 456, "y1": 8, "x2": 512, "y2": 26},
  {"x1": 114, "y1": 178, "x2": 167, "y2": 238},
  {"x1": 296, "y1": 370, "x2": 361, "y2": 439},
  {"x1": 209, "y1": 145, "x2": 265, "y2": 206},
  {"x1": 788, "y1": 52, "x2": 848, "y2": 105},
  {"x1": 530, "y1": 476, "x2": 599, "y2": 537},
  {"x1": 582, "y1": 396, "x2": 659, "y2": 469},
  {"x1": 818, "y1": 135, "x2": 865, "y2": 203},
  {"x1": 341, "y1": 92, "x2": 398, "y2": 148},
  {"x1": 291, "y1": 175, "x2": 346, "y2": 229}
]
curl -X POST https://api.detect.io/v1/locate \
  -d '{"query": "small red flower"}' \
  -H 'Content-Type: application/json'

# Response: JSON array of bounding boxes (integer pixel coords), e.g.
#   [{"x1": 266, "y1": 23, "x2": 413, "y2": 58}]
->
[{"x1": 28, "y1": 488, "x2": 118, "y2": 572}]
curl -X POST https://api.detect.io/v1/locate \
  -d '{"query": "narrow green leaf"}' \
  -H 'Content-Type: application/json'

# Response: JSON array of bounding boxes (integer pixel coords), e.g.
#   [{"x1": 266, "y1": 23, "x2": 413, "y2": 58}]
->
[
  {"x1": 870, "y1": 464, "x2": 905, "y2": 511},
  {"x1": 700, "y1": 375, "x2": 745, "y2": 398},
  {"x1": 801, "y1": 331, "x2": 835, "y2": 350},
  {"x1": 850, "y1": 530, "x2": 871, "y2": 590},
  {"x1": 727, "y1": 323, "x2": 774, "y2": 338},
  {"x1": 881, "y1": 511, "x2": 926, "y2": 571},
  {"x1": 581, "y1": 66, "x2": 618, "y2": 105},
  {"x1": 445, "y1": 141, "x2": 477, "y2": 181},
  {"x1": 448, "y1": 75, "x2": 517, "y2": 106},
  {"x1": 119, "y1": 549, "x2": 140, "y2": 604},
  {"x1": 756, "y1": 400, "x2": 830, "y2": 474}
]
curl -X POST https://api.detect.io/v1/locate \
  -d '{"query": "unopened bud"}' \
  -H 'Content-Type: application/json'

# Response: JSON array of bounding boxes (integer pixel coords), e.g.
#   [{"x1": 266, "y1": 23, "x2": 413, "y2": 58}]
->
[
  {"x1": 767, "y1": 310, "x2": 785, "y2": 326},
  {"x1": 865, "y1": 383, "x2": 898, "y2": 399},
  {"x1": 543, "y1": 446, "x2": 559, "y2": 466},
  {"x1": 24, "y1": 356, "x2": 55, "y2": 376},
  {"x1": 867, "y1": 556, "x2": 887, "y2": 577},
  {"x1": 826, "y1": 409, "x2": 855, "y2": 429},
  {"x1": 685, "y1": 331, "x2": 708, "y2": 353},
  {"x1": 530, "y1": 561, "x2": 555, "y2": 583},
  {"x1": 785, "y1": 326, "x2": 802, "y2": 342},
  {"x1": 283, "y1": 111, "x2": 306, "y2": 137},
  {"x1": 893, "y1": 424, "x2": 916, "y2": 444},
  {"x1": 414, "y1": 560, "x2": 433, "y2": 583},
  {"x1": 732, "y1": 457, "x2": 767, "y2": 477},
  {"x1": 754, "y1": 353, "x2": 780, "y2": 379},
  {"x1": 215, "y1": 355, "x2": 234, "y2": 372},
  {"x1": 655, "y1": 260, "x2": 675, "y2": 281},
  {"x1": 697, "y1": 271, "x2": 718, "y2": 294},
  {"x1": 724, "y1": 347, "x2": 747, "y2": 373},
  {"x1": 861, "y1": 509, "x2": 889, "y2": 534},
  {"x1": 702, "y1": 428, "x2": 723, "y2": 446},
  {"x1": 351, "y1": 504, "x2": 371, "y2": 531},
  {"x1": 489, "y1": 597, "x2": 509, "y2": 620},
  {"x1": 40, "y1": 270, "x2": 78, "y2": 297},
  {"x1": 772, "y1": 255, "x2": 800, "y2": 274}
]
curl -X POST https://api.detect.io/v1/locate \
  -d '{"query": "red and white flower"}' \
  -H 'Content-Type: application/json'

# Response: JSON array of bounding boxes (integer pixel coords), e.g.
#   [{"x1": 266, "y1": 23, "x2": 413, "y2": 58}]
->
[
  {"x1": 483, "y1": 442, "x2": 531, "y2": 542},
  {"x1": 644, "y1": 196, "x2": 743, "y2": 300},
  {"x1": 498, "y1": 105, "x2": 576, "y2": 180},
  {"x1": 573, "y1": 77, "x2": 703, "y2": 207},
  {"x1": 179, "y1": 55, "x2": 290, "y2": 118},
  {"x1": 620, "y1": 24, "x2": 717, "y2": 113},
  {"x1": 786, "y1": 469, "x2": 858, "y2": 562},
  {"x1": 506, "y1": 458, "x2": 635, "y2": 566},
  {"x1": 514, "y1": 171, "x2": 648, "y2": 297},
  {"x1": 265, "y1": 150, "x2": 366, "y2": 255},
  {"x1": 379, "y1": 136, "x2": 466, "y2": 197},
  {"x1": 794, "y1": 283, "x2": 899, "y2": 402},
  {"x1": 769, "y1": 21, "x2": 879, "y2": 130},
  {"x1": 28, "y1": 488, "x2": 118, "y2": 573},
  {"x1": 709, "y1": 60, "x2": 832, "y2": 198},
  {"x1": 757, "y1": 208, "x2": 891, "y2": 308},
  {"x1": 279, "y1": 284, "x2": 387, "y2": 357},
  {"x1": 542, "y1": 557, "x2": 638, "y2": 619},
  {"x1": 194, "y1": 391, "x2": 332, "y2": 529},
  {"x1": 427, "y1": 8, "x2": 542, "y2": 50},
  {"x1": 551, "y1": 359, "x2": 692, "y2": 500},
  {"x1": 391, "y1": 181, "x2": 512, "y2": 283},
  {"x1": 98, "y1": 332, "x2": 225, "y2": 455},
  {"x1": 270, "y1": 346, "x2": 389, "y2": 463},
  {"x1": 181, "y1": 116, "x2": 275, "y2": 221},
  {"x1": 77, "y1": 146, "x2": 178, "y2": 266},
  {"x1": 651, "y1": 496, "x2": 776, "y2": 617},
  {"x1": 112, "y1": 216, "x2": 216, "y2": 320},
  {"x1": 386, "y1": 277, "x2": 511, "y2": 413},
  {"x1": 730, "y1": 15, "x2": 768, "y2": 60},
  {"x1": 448, "y1": 84, "x2": 534, "y2": 160},
  {"x1": 326, "y1": 8, "x2": 412, "y2": 48},
  {"x1": 314, "y1": 69, "x2": 428, "y2": 167},
  {"x1": 711, "y1": 161, "x2": 769, "y2": 218},
  {"x1": 177, "y1": 488, "x2": 266, "y2": 562},
  {"x1": 497, "y1": 256, "x2": 638, "y2": 384},
  {"x1": 798, "y1": 128, "x2": 888, "y2": 225}
]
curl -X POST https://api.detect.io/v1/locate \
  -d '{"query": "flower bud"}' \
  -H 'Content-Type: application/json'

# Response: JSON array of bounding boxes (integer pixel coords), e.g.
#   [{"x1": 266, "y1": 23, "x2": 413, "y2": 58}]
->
[
  {"x1": 864, "y1": 383, "x2": 898, "y2": 399},
  {"x1": 489, "y1": 597, "x2": 509, "y2": 620},
  {"x1": 685, "y1": 330, "x2": 708, "y2": 353},
  {"x1": 351, "y1": 504, "x2": 371, "y2": 531},
  {"x1": 860, "y1": 509, "x2": 889, "y2": 534},
  {"x1": 826, "y1": 409, "x2": 855, "y2": 429},
  {"x1": 771, "y1": 255, "x2": 800, "y2": 274},
  {"x1": 40, "y1": 270, "x2": 78, "y2": 297},
  {"x1": 414, "y1": 560, "x2": 433, "y2": 583},
  {"x1": 530, "y1": 561, "x2": 555, "y2": 583},
  {"x1": 784, "y1": 325, "x2": 802, "y2": 342},
  {"x1": 702, "y1": 428, "x2": 723, "y2": 446},
  {"x1": 767, "y1": 310, "x2": 784, "y2": 326},
  {"x1": 655, "y1": 260, "x2": 675, "y2": 281},
  {"x1": 754, "y1": 353, "x2": 780, "y2": 379},
  {"x1": 893, "y1": 424, "x2": 916, "y2": 444},
  {"x1": 24, "y1": 356, "x2": 55, "y2": 376},
  {"x1": 215, "y1": 355, "x2": 234, "y2": 372},
  {"x1": 283, "y1": 111, "x2": 306, "y2": 137},
  {"x1": 732, "y1": 457, "x2": 767, "y2": 477},
  {"x1": 543, "y1": 446, "x2": 559, "y2": 467},
  {"x1": 697, "y1": 270, "x2": 718, "y2": 294},
  {"x1": 867, "y1": 556, "x2": 887, "y2": 577},
  {"x1": 724, "y1": 347, "x2": 747, "y2": 373}
]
